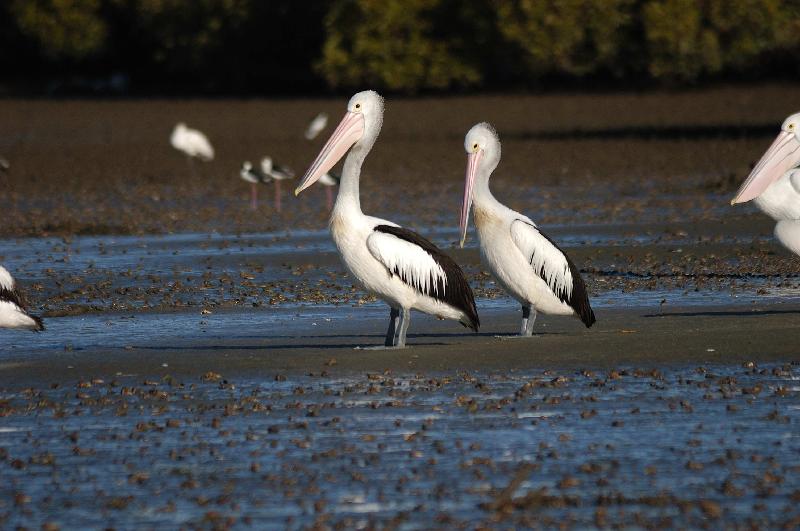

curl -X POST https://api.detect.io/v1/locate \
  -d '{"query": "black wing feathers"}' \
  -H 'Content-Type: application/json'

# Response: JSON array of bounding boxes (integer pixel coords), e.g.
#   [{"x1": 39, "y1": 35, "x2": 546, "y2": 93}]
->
[{"x1": 374, "y1": 225, "x2": 479, "y2": 331}]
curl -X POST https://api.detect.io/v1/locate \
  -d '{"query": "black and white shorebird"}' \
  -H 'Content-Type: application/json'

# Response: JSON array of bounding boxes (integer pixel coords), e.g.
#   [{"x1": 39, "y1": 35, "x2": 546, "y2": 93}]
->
[
  {"x1": 261, "y1": 157, "x2": 295, "y2": 213},
  {"x1": 0, "y1": 266, "x2": 44, "y2": 331},
  {"x1": 240, "y1": 161, "x2": 272, "y2": 210},
  {"x1": 319, "y1": 170, "x2": 340, "y2": 210},
  {"x1": 170, "y1": 123, "x2": 214, "y2": 171},
  {"x1": 459, "y1": 123, "x2": 595, "y2": 336},
  {"x1": 304, "y1": 112, "x2": 329, "y2": 140},
  {"x1": 295, "y1": 91, "x2": 479, "y2": 348}
]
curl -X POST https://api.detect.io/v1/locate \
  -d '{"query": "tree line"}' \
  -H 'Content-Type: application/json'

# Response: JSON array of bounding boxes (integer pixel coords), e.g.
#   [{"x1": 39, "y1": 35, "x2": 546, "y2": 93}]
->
[{"x1": 2, "y1": 0, "x2": 799, "y2": 95}]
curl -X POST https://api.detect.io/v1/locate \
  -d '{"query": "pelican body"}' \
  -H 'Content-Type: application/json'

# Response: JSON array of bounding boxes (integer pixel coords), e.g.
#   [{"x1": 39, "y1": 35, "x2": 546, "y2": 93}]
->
[
  {"x1": 295, "y1": 91, "x2": 478, "y2": 348},
  {"x1": 732, "y1": 113, "x2": 800, "y2": 256},
  {"x1": 460, "y1": 123, "x2": 594, "y2": 336},
  {"x1": 170, "y1": 123, "x2": 214, "y2": 161},
  {"x1": 0, "y1": 266, "x2": 44, "y2": 331}
]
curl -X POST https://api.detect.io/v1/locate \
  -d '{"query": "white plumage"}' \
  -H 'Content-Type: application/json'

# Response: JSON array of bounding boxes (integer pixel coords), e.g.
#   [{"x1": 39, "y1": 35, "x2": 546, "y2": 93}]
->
[
  {"x1": 170, "y1": 123, "x2": 214, "y2": 161},
  {"x1": 510, "y1": 220, "x2": 573, "y2": 299},
  {"x1": 294, "y1": 91, "x2": 479, "y2": 348},
  {"x1": 754, "y1": 169, "x2": 800, "y2": 256},
  {"x1": 367, "y1": 229, "x2": 448, "y2": 297},
  {"x1": 731, "y1": 112, "x2": 800, "y2": 257},
  {"x1": 459, "y1": 122, "x2": 594, "y2": 336},
  {"x1": 304, "y1": 112, "x2": 329, "y2": 140},
  {"x1": 0, "y1": 266, "x2": 44, "y2": 331}
]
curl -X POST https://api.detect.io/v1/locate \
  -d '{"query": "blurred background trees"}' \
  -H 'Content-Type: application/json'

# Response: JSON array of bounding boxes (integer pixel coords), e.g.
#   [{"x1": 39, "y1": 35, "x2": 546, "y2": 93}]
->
[{"x1": 0, "y1": 0, "x2": 798, "y2": 95}]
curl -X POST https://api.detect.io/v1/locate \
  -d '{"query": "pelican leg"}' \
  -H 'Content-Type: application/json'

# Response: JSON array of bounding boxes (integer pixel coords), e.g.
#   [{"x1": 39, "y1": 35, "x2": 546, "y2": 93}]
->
[
  {"x1": 520, "y1": 304, "x2": 537, "y2": 337},
  {"x1": 384, "y1": 307, "x2": 400, "y2": 347},
  {"x1": 524, "y1": 306, "x2": 537, "y2": 336},
  {"x1": 396, "y1": 308, "x2": 411, "y2": 348}
]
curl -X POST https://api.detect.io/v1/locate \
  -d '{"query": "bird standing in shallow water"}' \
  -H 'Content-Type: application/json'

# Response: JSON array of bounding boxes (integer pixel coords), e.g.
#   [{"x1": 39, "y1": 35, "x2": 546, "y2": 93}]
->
[
  {"x1": 731, "y1": 112, "x2": 800, "y2": 256},
  {"x1": 261, "y1": 157, "x2": 295, "y2": 213},
  {"x1": 295, "y1": 91, "x2": 479, "y2": 348},
  {"x1": 240, "y1": 161, "x2": 272, "y2": 210},
  {"x1": 304, "y1": 112, "x2": 329, "y2": 140},
  {"x1": 0, "y1": 266, "x2": 44, "y2": 331},
  {"x1": 459, "y1": 123, "x2": 595, "y2": 337},
  {"x1": 170, "y1": 123, "x2": 214, "y2": 177}
]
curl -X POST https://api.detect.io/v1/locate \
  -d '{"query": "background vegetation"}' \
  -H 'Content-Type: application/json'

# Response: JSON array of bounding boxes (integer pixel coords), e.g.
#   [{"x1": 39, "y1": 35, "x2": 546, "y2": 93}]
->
[{"x1": 1, "y1": 0, "x2": 799, "y2": 95}]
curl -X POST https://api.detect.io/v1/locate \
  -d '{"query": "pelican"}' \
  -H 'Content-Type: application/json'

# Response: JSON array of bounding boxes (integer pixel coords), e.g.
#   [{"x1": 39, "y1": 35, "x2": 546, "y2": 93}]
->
[
  {"x1": 240, "y1": 161, "x2": 272, "y2": 210},
  {"x1": 731, "y1": 112, "x2": 800, "y2": 256},
  {"x1": 170, "y1": 123, "x2": 214, "y2": 162},
  {"x1": 459, "y1": 123, "x2": 595, "y2": 336},
  {"x1": 0, "y1": 266, "x2": 44, "y2": 331},
  {"x1": 304, "y1": 112, "x2": 329, "y2": 140},
  {"x1": 261, "y1": 157, "x2": 295, "y2": 213},
  {"x1": 294, "y1": 91, "x2": 479, "y2": 348}
]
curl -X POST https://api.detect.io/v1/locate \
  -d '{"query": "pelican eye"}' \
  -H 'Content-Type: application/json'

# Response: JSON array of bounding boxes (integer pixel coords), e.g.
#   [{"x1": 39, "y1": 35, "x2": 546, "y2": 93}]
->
[
  {"x1": 354, "y1": 103, "x2": 361, "y2": 110},
  {"x1": 789, "y1": 123, "x2": 796, "y2": 131},
  {"x1": 472, "y1": 143, "x2": 479, "y2": 151}
]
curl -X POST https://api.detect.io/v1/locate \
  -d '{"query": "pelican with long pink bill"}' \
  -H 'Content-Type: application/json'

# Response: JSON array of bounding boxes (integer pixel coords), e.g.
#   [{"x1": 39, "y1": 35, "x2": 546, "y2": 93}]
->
[
  {"x1": 459, "y1": 123, "x2": 594, "y2": 336},
  {"x1": 731, "y1": 112, "x2": 800, "y2": 256},
  {"x1": 294, "y1": 90, "x2": 479, "y2": 348}
]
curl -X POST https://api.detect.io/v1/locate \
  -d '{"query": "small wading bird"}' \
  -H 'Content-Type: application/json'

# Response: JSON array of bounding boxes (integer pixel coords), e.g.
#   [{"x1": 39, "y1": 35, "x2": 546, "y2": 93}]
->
[
  {"x1": 295, "y1": 91, "x2": 479, "y2": 348},
  {"x1": 459, "y1": 123, "x2": 595, "y2": 336},
  {"x1": 261, "y1": 157, "x2": 295, "y2": 213},
  {"x1": 170, "y1": 123, "x2": 214, "y2": 175},
  {"x1": 304, "y1": 112, "x2": 329, "y2": 140},
  {"x1": 731, "y1": 112, "x2": 800, "y2": 256},
  {"x1": 240, "y1": 161, "x2": 272, "y2": 210},
  {"x1": 319, "y1": 171, "x2": 340, "y2": 210},
  {"x1": 0, "y1": 266, "x2": 44, "y2": 331}
]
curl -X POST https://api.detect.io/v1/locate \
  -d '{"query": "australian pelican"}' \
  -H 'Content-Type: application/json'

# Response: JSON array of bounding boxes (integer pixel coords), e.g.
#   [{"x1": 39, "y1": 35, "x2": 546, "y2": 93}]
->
[
  {"x1": 305, "y1": 112, "x2": 329, "y2": 140},
  {"x1": 261, "y1": 157, "x2": 295, "y2": 213},
  {"x1": 295, "y1": 91, "x2": 479, "y2": 348},
  {"x1": 240, "y1": 161, "x2": 272, "y2": 210},
  {"x1": 170, "y1": 123, "x2": 214, "y2": 162},
  {"x1": 731, "y1": 112, "x2": 800, "y2": 256},
  {"x1": 459, "y1": 123, "x2": 595, "y2": 336},
  {"x1": 0, "y1": 266, "x2": 44, "y2": 331}
]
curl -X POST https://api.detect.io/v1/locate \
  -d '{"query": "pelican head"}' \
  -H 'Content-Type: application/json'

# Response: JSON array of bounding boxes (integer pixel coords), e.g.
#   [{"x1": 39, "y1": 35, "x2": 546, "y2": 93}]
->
[
  {"x1": 295, "y1": 90, "x2": 383, "y2": 195},
  {"x1": 460, "y1": 123, "x2": 501, "y2": 247},
  {"x1": 732, "y1": 112, "x2": 800, "y2": 205}
]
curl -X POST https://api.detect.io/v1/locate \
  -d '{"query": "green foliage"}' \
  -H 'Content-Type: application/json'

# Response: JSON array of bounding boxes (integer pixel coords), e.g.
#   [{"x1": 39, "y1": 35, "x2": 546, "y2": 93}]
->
[
  {"x1": 643, "y1": 0, "x2": 796, "y2": 81},
  {"x1": 495, "y1": 0, "x2": 636, "y2": 78},
  {"x1": 10, "y1": 0, "x2": 107, "y2": 60},
  {"x1": 316, "y1": 0, "x2": 481, "y2": 91}
]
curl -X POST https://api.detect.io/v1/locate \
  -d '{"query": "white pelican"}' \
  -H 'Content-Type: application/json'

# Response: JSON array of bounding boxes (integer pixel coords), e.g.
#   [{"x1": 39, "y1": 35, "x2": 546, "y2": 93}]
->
[
  {"x1": 304, "y1": 112, "x2": 329, "y2": 140},
  {"x1": 240, "y1": 161, "x2": 272, "y2": 210},
  {"x1": 0, "y1": 266, "x2": 44, "y2": 331},
  {"x1": 170, "y1": 123, "x2": 214, "y2": 162},
  {"x1": 459, "y1": 123, "x2": 595, "y2": 336},
  {"x1": 261, "y1": 157, "x2": 295, "y2": 213},
  {"x1": 731, "y1": 112, "x2": 800, "y2": 256},
  {"x1": 295, "y1": 91, "x2": 479, "y2": 348}
]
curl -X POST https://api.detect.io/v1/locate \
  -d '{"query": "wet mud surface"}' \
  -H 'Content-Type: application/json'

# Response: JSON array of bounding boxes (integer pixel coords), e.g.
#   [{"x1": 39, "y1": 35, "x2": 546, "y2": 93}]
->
[
  {"x1": 1, "y1": 85, "x2": 800, "y2": 528},
  {"x1": 1, "y1": 364, "x2": 799, "y2": 528}
]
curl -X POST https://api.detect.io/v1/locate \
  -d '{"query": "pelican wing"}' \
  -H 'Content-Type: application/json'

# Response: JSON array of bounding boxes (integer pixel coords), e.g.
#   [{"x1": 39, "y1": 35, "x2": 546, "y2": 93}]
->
[
  {"x1": 0, "y1": 266, "x2": 22, "y2": 307},
  {"x1": 367, "y1": 225, "x2": 479, "y2": 331},
  {"x1": 510, "y1": 220, "x2": 595, "y2": 327}
]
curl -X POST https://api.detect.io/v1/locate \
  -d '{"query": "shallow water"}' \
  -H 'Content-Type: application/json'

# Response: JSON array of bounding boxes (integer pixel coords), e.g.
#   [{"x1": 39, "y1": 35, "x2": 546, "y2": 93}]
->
[{"x1": 0, "y1": 364, "x2": 798, "y2": 528}]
